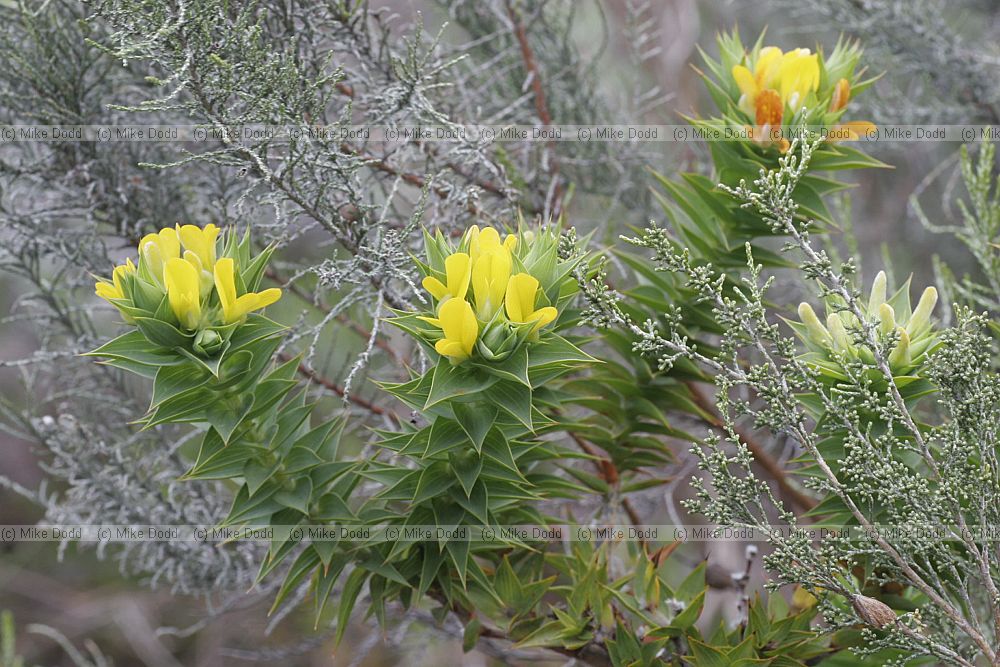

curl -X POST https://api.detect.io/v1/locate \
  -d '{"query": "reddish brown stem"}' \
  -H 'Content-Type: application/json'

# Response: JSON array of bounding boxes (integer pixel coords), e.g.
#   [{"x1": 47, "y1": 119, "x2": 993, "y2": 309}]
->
[
  {"x1": 684, "y1": 380, "x2": 817, "y2": 512},
  {"x1": 568, "y1": 431, "x2": 645, "y2": 534},
  {"x1": 505, "y1": 0, "x2": 564, "y2": 217},
  {"x1": 278, "y1": 352, "x2": 400, "y2": 425}
]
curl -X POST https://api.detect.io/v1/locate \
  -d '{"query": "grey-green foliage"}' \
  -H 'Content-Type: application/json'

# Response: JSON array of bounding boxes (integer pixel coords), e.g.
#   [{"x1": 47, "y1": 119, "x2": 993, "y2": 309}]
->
[
  {"x1": 581, "y1": 140, "x2": 1000, "y2": 666},
  {"x1": 915, "y1": 142, "x2": 1000, "y2": 318},
  {"x1": 1, "y1": 609, "x2": 111, "y2": 667},
  {"x1": 0, "y1": 0, "x2": 661, "y2": 649}
]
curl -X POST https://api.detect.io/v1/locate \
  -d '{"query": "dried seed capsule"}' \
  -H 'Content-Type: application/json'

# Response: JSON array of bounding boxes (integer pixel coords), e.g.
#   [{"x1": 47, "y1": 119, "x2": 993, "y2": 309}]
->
[{"x1": 852, "y1": 593, "x2": 896, "y2": 628}]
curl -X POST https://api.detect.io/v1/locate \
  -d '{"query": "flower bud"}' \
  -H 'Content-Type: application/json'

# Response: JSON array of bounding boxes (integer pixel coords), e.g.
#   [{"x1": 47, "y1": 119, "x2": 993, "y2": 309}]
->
[
  {"x1": 887, "y1": 327, "x2": 911, "y2": 368},
  {"x1": 867, "y1": 271, "x2": 887, "y2": 313},
  {"x1": 827, "y1": 313, "x2": 852, "y2": 352},
  {"x1": 829, "y1": 78, "x2": 851, "y2": 112},
  {"x1": 798, "y1": 302, "x2": 830, "y2": 346},
  {"x1": 851, "y1": 594, "x2": 896, "y2": 628},
  {"x1": 877, "y1": 303, "x2": 895, "y2": 337},
  {"x1": 193, "y1": 329, "x2": 223, "y2": 357},
  {"x1": 906, "y1": 286, "x2": 938, "y2": 337}
]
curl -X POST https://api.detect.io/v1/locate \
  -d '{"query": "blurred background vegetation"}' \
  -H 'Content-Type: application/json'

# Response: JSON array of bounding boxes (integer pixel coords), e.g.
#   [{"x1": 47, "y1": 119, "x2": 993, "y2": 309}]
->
[{"x1": 2, "y1": 0, "x2": 999, "y2": 664}]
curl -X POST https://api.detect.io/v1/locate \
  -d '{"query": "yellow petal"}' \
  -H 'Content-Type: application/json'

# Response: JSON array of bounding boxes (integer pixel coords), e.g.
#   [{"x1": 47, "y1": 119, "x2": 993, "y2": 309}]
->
[
  {"x1": 157, "y1": 227, "x2": 181, "y2": 260},
  {"x1": 779, "y1": 51, "x2": 819, "y2": 108},
  {"x1": 251, "y1": 287, "x2": 282, "y2": 311},
  {"x1": 422, "y1": 276, "x2": 449, "y2": 300},
  {"x1": 213, "y1": 257, "x2": 238, "y2": 323},
  {"x1": 505, "y1": 273, "x2": 539, "y2": 323},
  {"x1": 140, "y1": 228, "x2": 181, "y2": 284},
  {"x1": 755, "y1": 46, "x2": 783, "y2": 88},
  {"x1": 798, "y1": 302, "x2": 830, "y2": 345},
  {"x1": 437, "y1": 298, "x2": 478, "y2": 361},
  {"x1": 472, "y1": 249, "x2": 511, "y2": 317},
  {"x1": 140, "y1": 236, "x2": 164, "y2": 283},
  {"x1": 139, "y1": 233, "x2": 158, "y2": 259},
  {"x1": 878, "y1": 303, "x2": 896, "y2": 337},
  {"x1": 479, "y1": 227, "x2": 501, "y2": 248},
  {"x1": 435, "y1": 339, "x2": 467, "y2": 360},
  {"x1": 165, "y1": 257, "x2": 202, "y2": 329},
  {"x1": 792, "y1": 585, "x2": 817, "y2": 610},
  {"x1": 460, "y1": 305, "x2": 478, "y2": 353},
  {"x1": 907, "y1": 286, "x2": 937, "y2": 337},
  {"x1": 470, "y1": 226, "x2": 507, "y2": 263},
  {"x1": 827, "y1": 313, "x2": 852, "y2": 352},
  {"x1": 528, "y1": 306, "x2": 558, "y2": 333},
  {"x1": 731, "y1": 64, "x2": 756, "y2": 98},
  {"x1": 445, "y1": 252, "x2": 472, "y2": 301},
  {"x1": 868, "y1": 271, "x2": 887, "y2": 312},
  {"x1": 230, "y1": 288, "x2": 282, "y2": 321},
  {"x1": 832, "y1": 120, "x2": 876, "y2": 142},
  {"x1": 95, "y1": 281, "x2": 121, "y2": 301},
  {"x1": 888, "y1": 327, "x2": 911, "y2": 367},
  {"x1": 178, "y1": 223, "x2": 219, "y2": 269},
  {"x1": 111, "y1": 263, "x2": 131, "y2": 295}
]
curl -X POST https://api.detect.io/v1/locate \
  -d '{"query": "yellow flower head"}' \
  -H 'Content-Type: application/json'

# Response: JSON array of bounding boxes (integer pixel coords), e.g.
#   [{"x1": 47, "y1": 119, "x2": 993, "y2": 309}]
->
[
  {"x1": 95, "y1": 224, "x2": 282, "y2": 355},
  {"x1": 732, "y1": 46, "x2": 819, "y2": 129},
  {"x1": 422, "y1": 298, "x2": 478, "y2": 362},
  {"x1": 505, "y1": 273, "x2": 557, "y2": 333},
  {"x1": 423, "y1": 252, "x2": 471, "y2": 302},
  {"x1": 213, "y1": 257, "x2": 283, "y2": 324},
  {"x1": 413, "y1": 224, "x2": 569, "y2": 364}
]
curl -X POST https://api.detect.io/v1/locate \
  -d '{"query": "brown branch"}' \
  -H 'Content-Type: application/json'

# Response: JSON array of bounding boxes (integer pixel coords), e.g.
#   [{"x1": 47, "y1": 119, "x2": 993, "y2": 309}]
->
[
  {"x1": 332, "y1": 74, "x2": 533, "y2": 215},
  {"x1": 568, "y1": 431, "x2": 646, "y2": 539},
  {"x1": 278, "y1": 352, "x2": 400, "y2": 425},
  {"x1": 684, "y1": 380, "x2": 817, "y2": 512},
  {"x1": 505, "y1": 0, "x2": 564, "y2": 218}
]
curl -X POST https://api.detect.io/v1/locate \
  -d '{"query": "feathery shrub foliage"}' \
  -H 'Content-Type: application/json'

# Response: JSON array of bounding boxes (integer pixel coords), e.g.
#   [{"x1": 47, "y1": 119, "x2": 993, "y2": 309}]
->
[{"x1": 5, "y1": 1, "x2": 1000, "y2": 665}]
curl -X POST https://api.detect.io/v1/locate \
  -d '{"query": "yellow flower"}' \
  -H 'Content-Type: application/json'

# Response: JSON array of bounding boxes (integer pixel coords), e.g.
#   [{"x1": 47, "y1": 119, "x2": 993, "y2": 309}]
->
[
  {"x1": 732, "y1": 46, "x2": 819, "y2": 119},
  {"x1": 505, "y1": 273, "x2": 557, "y2": 333},
  {"x1": 422, "y1": 252, "x2": 472, "y2": 302},
  {"x1": 178, "y1": 223, "x2": 220, "y2": 270},
  {"x1": 778, "y1": 48, "x2": 819, "y2": 110},
  {"x1": 423, "y1": 298, "x2": 478, "y2": 362},
  {"x1": 139, "y1": 227, "x2": 181, "y2": 284},
  {"x1": 213, "y1": 257, "x2": 283, "y2": 324},
  {"x1": 467, "y1": 225, "x2": 516, "y2": 264},
  {"x1": 95, "y1": 258, "x2": 136, "y2": 302},
  {"x1": 165, "y1": 257, "x2": 202, "y2": 330},
  {"x1": 732, "y1": 46, "x2": 781, "y2": 114},
  {"x1": 471, "y1": 248, "x2": 512, "y2": 319}
]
